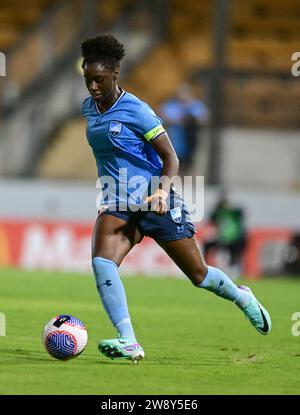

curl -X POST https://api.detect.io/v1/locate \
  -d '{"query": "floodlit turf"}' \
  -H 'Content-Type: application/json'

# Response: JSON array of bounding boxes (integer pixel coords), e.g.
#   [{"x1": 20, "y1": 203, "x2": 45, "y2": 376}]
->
[{"x1": 0, "y1": 267, "x2": 299, "y2": 395}]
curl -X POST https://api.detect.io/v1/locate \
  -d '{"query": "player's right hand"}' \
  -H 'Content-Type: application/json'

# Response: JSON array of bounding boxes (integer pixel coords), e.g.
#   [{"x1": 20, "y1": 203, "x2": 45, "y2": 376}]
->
[{"x1": 145, "y1": 189, "x2": 168, "y2": 215}]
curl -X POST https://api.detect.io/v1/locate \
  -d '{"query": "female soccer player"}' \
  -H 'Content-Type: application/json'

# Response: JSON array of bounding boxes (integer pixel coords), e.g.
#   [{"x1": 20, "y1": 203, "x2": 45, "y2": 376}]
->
[{"x1": 81, "y1": 34, "x2": 271, "y2": 363}]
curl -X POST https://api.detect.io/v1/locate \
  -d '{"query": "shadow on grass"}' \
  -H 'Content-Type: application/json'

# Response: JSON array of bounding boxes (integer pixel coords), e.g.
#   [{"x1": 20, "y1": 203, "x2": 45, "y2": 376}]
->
[
  {"x1": 1, "y1": 348, "x2": 134, "y2": 366},
  {"x1": 1, "y1": 348, "x2": 51, "y2": 362},
  {"x1": 3, "y1": 348, "x2": 232, "y2": 367}
]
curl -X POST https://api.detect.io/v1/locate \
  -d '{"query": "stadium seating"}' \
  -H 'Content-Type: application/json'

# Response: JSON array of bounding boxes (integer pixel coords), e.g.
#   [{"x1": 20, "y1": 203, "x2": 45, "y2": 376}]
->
[
  {"x1": 124, "y1": 0, "x2": 300, "y2": 107},
  {"x1": 225, "y1": 78, "x2": 300, "y2": 128},
  {"x1": 0, "y1": 0, "x2": 58, "y2": 51},
  {"x1": 123, "y1": 0, "x2": 212, "y2": 106},
  {"x1": 37, "y1": 118, "x2": 96, "y2": 180},
  {"x1": 97, "y1": 0, "x2": 135, "y2": 29},
  {"x1": 35, "y1": 0, "x2": 300, "y2": 178},
  {"x1": 226, "y1": 0, "x2": 300, "y2": 127}
]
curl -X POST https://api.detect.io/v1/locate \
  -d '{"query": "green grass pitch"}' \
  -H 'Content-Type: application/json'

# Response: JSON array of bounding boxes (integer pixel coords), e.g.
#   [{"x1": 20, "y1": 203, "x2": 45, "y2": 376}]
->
[{"x1": 0, "y1": 267, "x2": 299, "y2": 395}]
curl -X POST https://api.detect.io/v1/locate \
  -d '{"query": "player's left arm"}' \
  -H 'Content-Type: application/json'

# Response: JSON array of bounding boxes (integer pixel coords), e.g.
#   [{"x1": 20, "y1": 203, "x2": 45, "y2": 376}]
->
[{"x1": 146, "y1": 131, "x2": 179, "y2": 215}]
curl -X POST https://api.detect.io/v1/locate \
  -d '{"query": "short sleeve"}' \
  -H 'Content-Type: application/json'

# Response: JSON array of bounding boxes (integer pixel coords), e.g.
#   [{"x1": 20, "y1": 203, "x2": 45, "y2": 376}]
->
[{"x1": 138, "y1": 103, "x2": 165, "y2": 141}]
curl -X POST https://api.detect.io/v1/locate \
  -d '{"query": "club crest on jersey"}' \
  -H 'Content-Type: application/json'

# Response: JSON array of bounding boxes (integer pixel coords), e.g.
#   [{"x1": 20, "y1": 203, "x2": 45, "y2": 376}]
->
[
  {"x1": 170, "y1": 207, "x2": 182, "y2": 223},
  {"x1": 109, "y1": 120, "x2": 122, "y2": 137}
]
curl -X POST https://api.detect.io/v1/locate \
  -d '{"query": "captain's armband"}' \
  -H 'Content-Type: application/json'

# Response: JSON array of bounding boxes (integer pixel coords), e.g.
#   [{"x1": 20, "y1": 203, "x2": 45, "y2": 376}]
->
[{"x1": 144, "y1": 125, "x2": 165, "y2": 141}]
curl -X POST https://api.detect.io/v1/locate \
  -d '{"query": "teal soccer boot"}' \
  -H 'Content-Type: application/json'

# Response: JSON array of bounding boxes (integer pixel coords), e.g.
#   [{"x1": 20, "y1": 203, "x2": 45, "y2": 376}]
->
[
  {"x1": 98, "y1": 336, "x2": 144, "y2": 363},
  {"x1": 236, "y1": 285, "x2": 272, "y2": 335}
]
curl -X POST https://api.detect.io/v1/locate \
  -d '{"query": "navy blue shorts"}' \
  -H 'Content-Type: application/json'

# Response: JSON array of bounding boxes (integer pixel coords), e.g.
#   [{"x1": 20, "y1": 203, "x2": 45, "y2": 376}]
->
[{"x1": 100, "y1": 190, "x2": 196, "y2": 243}]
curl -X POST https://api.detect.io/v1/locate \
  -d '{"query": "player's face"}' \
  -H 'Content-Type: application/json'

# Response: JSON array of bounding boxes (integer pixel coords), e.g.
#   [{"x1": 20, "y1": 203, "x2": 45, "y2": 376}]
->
[{"x1": 83, "y1": 62, "x2": 119, "y2": 103}]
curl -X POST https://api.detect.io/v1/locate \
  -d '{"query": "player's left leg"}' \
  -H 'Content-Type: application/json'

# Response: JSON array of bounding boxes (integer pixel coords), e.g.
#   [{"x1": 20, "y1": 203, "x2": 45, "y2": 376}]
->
[{"x1": 157, "y1": 236, "x2": 271, "y2": 335}]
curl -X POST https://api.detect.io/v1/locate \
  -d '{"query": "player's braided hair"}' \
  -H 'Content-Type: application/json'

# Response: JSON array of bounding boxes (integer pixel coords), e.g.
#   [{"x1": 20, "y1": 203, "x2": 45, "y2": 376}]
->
[{"x1": 81, "y1": 34, "x2": 125, "y2": 70}]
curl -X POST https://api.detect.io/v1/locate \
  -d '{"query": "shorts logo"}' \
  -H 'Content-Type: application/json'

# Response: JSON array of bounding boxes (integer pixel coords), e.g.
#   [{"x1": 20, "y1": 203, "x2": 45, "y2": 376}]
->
[
  {"x1": 109, "y1": 120, "x2": 122, "y2": 137},
  {"x1": 176, "y1": 225, "x2": 184, "y2": 233},
  {"x1": 170, "y1": 207, "x2": 182, "y2": 223}
]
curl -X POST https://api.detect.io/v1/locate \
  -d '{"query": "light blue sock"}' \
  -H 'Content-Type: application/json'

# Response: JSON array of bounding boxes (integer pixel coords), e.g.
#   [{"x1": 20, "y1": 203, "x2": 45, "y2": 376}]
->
[
  {"x1": 198, "y1": 266, "x2": 250, "y2": 308},
  {"x1": 92, "y1": 257, "x2": 136, "y2": 341}
]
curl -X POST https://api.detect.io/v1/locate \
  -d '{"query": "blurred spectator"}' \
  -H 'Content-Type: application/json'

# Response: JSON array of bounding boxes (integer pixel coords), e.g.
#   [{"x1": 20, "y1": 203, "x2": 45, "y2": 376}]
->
[
  {"x1": 159, "y1": 82, "x2": 209, "y2": 175},
  {"x1": 204, "y1": 193, "x2": 247, "y2": 279},
  {"x1": 282, "y1": 233, "x2": 300, "y2": 276}
]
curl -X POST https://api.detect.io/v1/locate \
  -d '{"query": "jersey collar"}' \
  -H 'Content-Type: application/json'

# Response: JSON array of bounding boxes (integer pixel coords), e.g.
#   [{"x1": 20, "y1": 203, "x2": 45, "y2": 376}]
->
[{"x1": 94, "y1": 89, "x2": 126, "y2": 116}]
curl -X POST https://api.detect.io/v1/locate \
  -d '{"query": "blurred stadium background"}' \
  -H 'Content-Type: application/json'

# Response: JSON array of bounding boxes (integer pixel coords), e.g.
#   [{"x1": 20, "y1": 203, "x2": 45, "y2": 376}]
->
[{"x1": 0, "y1": 0, "x2": 300, "y2": 279}]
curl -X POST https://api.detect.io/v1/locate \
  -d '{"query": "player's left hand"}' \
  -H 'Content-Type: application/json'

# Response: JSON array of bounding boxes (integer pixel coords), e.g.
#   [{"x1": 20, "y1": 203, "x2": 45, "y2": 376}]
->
[{"x1": 145, "y1": 189, "x2": 168, "y2": 215}]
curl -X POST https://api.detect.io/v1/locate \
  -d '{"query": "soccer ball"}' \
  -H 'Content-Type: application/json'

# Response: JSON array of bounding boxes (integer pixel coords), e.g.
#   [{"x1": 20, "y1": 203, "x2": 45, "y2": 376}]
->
[{"x1": 42, "y1": 314, "x2": 88, "y2": 360}]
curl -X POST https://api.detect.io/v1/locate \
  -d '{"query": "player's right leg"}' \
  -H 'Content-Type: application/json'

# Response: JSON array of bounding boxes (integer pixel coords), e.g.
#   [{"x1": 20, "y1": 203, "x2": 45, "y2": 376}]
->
[{"x1": 92, "y1": 212, "x2": 144, "y2": 362}]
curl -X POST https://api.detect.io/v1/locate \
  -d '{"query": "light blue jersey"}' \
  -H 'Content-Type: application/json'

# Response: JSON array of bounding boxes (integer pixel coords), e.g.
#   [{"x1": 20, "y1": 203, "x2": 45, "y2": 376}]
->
[{"x1": 82, "y1": 90, "x2": 165, "y2": 210}]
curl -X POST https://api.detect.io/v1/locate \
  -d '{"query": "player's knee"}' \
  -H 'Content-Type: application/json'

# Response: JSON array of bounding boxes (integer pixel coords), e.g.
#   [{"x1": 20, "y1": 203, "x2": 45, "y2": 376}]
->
[
  {"x1": 188, "y1": 265, "x2": 208, "y2": 286},
  {"x1": 92, "y1": 243, "x2": 123, "y2": 265}
]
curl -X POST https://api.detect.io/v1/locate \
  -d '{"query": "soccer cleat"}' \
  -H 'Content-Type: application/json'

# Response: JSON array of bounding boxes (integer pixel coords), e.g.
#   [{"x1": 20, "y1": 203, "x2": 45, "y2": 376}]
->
[
  {"x1": 98, "y1": 336, "x2": 145, "y2": 363},
  {"x1": 236, "y1": 286, "x2": 272, "y2": 335}
]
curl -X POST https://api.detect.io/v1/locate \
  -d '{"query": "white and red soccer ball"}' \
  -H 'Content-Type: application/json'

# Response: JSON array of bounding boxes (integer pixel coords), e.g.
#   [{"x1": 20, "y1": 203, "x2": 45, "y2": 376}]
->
[{"x1": 42, "y1": 314, "x2": 88, "y2": 360}]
